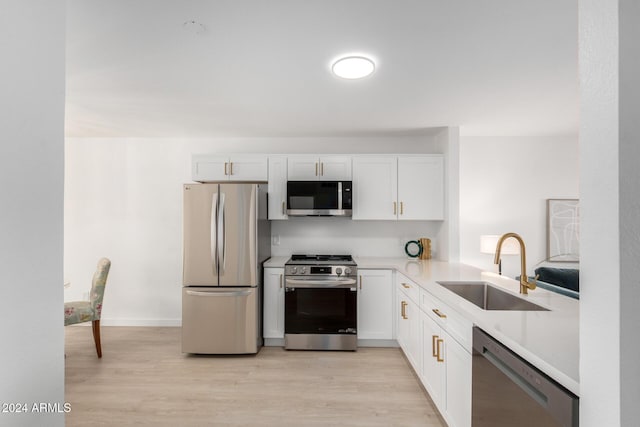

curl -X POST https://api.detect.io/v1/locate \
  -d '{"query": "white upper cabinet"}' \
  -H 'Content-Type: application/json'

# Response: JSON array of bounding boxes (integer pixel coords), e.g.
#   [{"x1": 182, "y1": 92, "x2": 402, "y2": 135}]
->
[
  {"x1": 398, "y1": 156, "x2": 444, "y2": 220},
  {"x1": 352, "y1": 157, "x2": 398, "y2": 220},
  {"x1": 267, "y1": 156, "x2": 288, "y2": 220},
  {"x1": 352, "y1": 155, "x2": 444, "y2": 220},
  {"x1": 192, "y1": 154, "x2": 268, "y2": 182},
  {"x1": 288, "y1": 156, "x2": 352, "y2": 181}
]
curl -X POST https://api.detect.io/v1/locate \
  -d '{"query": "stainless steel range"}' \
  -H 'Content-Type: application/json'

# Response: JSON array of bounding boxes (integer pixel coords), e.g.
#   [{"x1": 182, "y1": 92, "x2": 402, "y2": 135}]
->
[{"x1": 284, "y1": 255, "x2": 358, "y2": 351}]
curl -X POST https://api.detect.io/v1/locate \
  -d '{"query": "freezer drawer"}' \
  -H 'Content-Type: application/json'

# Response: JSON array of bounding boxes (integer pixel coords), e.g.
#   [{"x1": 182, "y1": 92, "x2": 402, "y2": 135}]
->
[{"x1": 182, "y1": 287, "x2": 260, "y2": 354}]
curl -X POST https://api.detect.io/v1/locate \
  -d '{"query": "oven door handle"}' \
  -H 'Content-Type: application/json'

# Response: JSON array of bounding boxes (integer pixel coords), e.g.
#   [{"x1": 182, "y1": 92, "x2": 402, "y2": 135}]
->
[{"x1": 285, "y1": 278, "x2": 357, "y2": 288}]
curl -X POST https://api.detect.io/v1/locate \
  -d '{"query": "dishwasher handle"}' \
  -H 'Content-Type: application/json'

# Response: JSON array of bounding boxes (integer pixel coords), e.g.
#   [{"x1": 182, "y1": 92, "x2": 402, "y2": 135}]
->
[{"x1": 473, "y1": 328, "x2": 578, "y2": 427}]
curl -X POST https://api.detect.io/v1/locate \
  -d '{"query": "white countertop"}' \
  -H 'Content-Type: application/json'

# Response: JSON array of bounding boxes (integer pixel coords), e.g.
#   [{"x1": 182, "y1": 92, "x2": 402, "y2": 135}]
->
[
  {"x1": 263, "y1": 256, "x2": 580, "y2": 395},
  {"x1": 263, "y1": 256, "x2": 290, "y2": 268},
  {"x1": 356, "y1": 257, "x2": 579, "y2": 396}
]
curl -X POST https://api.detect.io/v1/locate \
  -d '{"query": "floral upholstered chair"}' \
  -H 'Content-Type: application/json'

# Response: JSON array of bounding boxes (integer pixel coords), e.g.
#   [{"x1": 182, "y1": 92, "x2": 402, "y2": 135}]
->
[{"x1": 64, "y1": 258, "x2": 111, "y2": 357}]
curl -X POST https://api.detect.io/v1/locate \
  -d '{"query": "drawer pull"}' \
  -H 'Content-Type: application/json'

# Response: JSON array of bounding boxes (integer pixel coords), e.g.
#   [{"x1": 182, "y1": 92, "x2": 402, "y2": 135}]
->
[
  {"x1": 436, "y1": 338, "x2": 444, "y2": 362},
  {"x1": 282, "y1": 201, "x2": 285, "y2": 215},
  {"x1": 224, "y1": 162, "x2": 228, "y2": 175},
  {"x1": 401, "y1": 301, "x2": 407, "y2": 319},
  {"x1": 359, "y1": 275, "x2": 362, "y2": 290},
  {"x1": 402, "y1": 283, "x2": 410, "y2": 289},
  {"x1": 279, "y1": 274, "x2": 283, "y2": 289},
  {"x1": 432, "y1": 308, "x2": 447, "y2": 319},
  {"x1": 432, "y1": 335, "x2": 438, "y2": 357}
]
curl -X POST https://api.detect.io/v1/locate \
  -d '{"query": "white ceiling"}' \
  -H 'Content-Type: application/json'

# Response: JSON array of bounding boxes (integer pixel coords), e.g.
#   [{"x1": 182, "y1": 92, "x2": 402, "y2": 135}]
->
[{"x1": 65, "y1": 0, "x2": 578, "y2": 138}]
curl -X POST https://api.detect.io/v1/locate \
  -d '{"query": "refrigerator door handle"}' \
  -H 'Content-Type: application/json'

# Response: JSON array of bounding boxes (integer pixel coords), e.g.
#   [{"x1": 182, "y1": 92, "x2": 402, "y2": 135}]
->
[
  {"x1": 210, "y1": 192, "x2": 218, "y2": 275},
  {"x1": 186, "y1": 289, "x2": 252, "y2": 297},
  {"x1": 218, "y1": 192, "x2": 226, "y2": 273}
]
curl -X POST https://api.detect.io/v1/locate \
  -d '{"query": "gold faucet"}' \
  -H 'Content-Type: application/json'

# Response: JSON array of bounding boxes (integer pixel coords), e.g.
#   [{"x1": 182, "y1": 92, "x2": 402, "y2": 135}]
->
[{"x1": 494, "y1": 232, "x2": 537, "y2": 295}]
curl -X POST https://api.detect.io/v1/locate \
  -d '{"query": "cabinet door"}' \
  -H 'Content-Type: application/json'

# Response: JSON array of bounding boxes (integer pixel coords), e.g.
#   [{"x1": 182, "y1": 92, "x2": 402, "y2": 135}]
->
[
  {"x1": 398, "y1": 285, "x2": 421, "y2": 375},
  {"x1": 396, "y1": 287, "x2": 410, "y2": 349},
  {"x1": 319, "y1": 156, "x2": 352, "y2": 180},
  {"x1": 357, "y1": 270, "x2": 393, "y2": 340},
  {"x1": 288, "y1": 156, "x2": 320, "y2": 180},
  {"x1": 263, "y1": 268, "x2": 285, "y2": 339},
  {"x1": 406, "y1": 298, "x2": 422, "y2": 375},
  {"x1": 192, "y1": 155, "x2": 229, "y2": 182},
  {"x1": 398, "y1": 156, "x2": 444, "y2": 220},
  {"x1": 228, "y1": 156, "x2": 268, "y2": 182},
  {"x1": 444, "y1": 332, "x2": 472, "y2": 427},
  {"x1": 421, "y1": 311, "x2": 445, "y2": 409},
  {"x1": 268, "y1": 156, "x2": 288, "y2": 220},
  {"x1": 352, "y1": 157, "x2": 398, "y2": 220}
]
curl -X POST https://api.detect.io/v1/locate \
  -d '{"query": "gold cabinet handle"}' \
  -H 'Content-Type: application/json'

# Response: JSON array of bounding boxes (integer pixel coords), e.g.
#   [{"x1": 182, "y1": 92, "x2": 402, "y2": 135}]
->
[
  {"x1": 282, "y1": 201, "x2": 285, "y2": 215},
  {"x1": 224, "y1": 162, "x2": 228, "y2": 175},
  {"x1": 229, "y1": 162, "x2": 233, "y2": 175},
  {"x1": 400, "y1": 201, "x2": 404, "y2": 215},
  {"x1": 320, "y1": 162, "x2": 324, "y2": 176},
  {"x1": 402, "y1": 283, "x2": 410, "y2": 289},
  {"x1": 432, "y1": 335, "x2": 439, "y2": 357},
  {"x1": 393, "y1": 201, "x2": 397, "y2": 215},
  {"x1": 315, "y1": 162, "x2": 318, "y2": 176},
  {"x1": 279, "y1": 274, "x2": 283, "y2": 289},
  {"x1": 401, "y1": 301, "x2": 407, "y2": 319},
  {"x1": 436, "y1": 338, "x2": 444, "y2": 362},
  {"x1": 432, "y1": 308, "x2": 447, "y2": 319},
  {"x1": 359, "y1": 275, "x2": 362, "y2": 290}
]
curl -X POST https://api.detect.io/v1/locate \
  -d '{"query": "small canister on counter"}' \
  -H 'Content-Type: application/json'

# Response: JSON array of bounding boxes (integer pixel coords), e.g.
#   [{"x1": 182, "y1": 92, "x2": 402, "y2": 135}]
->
[{"x1": 419, "y1": 238, "x2": 431, "y2": 259}]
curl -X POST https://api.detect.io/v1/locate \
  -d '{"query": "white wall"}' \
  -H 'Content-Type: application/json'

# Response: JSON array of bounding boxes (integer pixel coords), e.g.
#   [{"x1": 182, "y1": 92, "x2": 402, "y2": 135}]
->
[
  {"x1": 64, "y1": 134, "x2": 450, "y2": 325},
  {"x1": 459, "y1": 136, "x2": 579, "y2": 279},
  {"x1": 0, "y1": 2, "x2": 65, "y2": 426},
  {"x1": 580, "y1": 0, "x2": 640, "y2": 425}
]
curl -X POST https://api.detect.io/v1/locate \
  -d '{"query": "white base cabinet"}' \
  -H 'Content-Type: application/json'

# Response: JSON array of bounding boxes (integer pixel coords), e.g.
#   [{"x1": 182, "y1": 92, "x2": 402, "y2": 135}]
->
[
  {"x1": 396, "y1": 282, "x2": 422, "y2": 374},
  {"x1": 421, "y1": 310, "x2": 471, "y2": 427},
  {"x1": 263, "y1": 268, "x2": 285, "y2": 339},
  {"x1": 396, "y1": 275, "x2": 472, "y2": 427},
  {"x1": 357, "y1": 270, "x2": 393, "y2": 340}
]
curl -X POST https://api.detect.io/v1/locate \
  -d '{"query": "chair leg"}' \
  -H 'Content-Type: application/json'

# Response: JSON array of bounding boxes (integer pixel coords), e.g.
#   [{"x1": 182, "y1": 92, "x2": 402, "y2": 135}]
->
[{"x1": 92, "y1": 320, "x2": 102, "y2": 358}]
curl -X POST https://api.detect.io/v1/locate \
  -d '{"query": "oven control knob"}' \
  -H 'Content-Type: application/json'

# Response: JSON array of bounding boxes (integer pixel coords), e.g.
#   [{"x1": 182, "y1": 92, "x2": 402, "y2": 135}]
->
[
  {"x1": 300, "y1": 267, "x2": 306, "y2": 274},
  {"x1": 336, "y1": 267, "x2": 343, "y2": 276},
  {"x1": 291, "y1": 267, "x2": 297, "y2": 274},
  {"x1": 344, "y1": 267, "x2": 352, "y2": 276}
]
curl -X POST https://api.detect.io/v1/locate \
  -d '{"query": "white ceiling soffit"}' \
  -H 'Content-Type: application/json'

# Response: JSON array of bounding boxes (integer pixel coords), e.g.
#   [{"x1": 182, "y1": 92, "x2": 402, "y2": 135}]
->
[{"x1": 65, "y1": 0, "x2": 578, "y2": 138}]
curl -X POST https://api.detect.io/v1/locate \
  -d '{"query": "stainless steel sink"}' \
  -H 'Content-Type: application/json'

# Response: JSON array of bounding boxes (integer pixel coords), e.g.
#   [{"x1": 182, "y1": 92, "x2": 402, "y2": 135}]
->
[{"x1": 436, "y1": 281, "x2": 549, "y2": 311}]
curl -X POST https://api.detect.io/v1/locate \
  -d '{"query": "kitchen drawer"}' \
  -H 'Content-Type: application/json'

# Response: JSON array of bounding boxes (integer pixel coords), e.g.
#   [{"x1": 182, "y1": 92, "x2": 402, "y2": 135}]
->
[
  {"x1": 420, "y1": 289, "x2": 472, "y2": 352},
  {"x1": 396, "y1": 273, "x2": 420, "y2": 304}
]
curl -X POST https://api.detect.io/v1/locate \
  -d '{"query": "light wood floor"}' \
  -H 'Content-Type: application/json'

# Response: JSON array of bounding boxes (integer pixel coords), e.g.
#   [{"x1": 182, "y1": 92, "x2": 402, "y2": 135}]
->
[{"x1": 65, "y1": 327, "x2": 445, "y2": 426}]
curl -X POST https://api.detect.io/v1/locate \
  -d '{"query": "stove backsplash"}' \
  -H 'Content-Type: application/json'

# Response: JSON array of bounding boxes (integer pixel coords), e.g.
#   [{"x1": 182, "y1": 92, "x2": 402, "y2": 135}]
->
[{"x1": 271, "y1": 217, "x2": 442, "y2": 258}]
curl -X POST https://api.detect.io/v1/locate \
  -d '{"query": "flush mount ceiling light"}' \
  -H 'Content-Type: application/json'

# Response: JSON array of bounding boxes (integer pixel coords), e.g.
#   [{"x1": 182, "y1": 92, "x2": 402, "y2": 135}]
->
[
  {"x1": 182, "y1": 20, "x2": 206, "y2": 35},
  {"x1": 331, "y1": 56, "x2": 376, "y2": 79}
]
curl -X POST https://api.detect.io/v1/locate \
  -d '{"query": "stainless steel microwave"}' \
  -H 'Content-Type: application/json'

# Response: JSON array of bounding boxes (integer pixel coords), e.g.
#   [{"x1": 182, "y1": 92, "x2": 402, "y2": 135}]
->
[{"x1": 286, "y1": 181, "x2": 352, "y2": 217}]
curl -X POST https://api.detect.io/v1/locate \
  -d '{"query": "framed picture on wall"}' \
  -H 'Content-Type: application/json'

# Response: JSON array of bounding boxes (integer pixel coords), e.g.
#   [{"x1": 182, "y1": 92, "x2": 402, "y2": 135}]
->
[{"x1": 546, "y1": 199, "x2": 580, "y2": 262}]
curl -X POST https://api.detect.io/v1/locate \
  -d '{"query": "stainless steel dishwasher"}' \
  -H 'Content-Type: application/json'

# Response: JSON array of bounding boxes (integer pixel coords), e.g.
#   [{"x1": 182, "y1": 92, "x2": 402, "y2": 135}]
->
[{"x1": 472, "y1": 327, "x2": 579, "y2": 427}]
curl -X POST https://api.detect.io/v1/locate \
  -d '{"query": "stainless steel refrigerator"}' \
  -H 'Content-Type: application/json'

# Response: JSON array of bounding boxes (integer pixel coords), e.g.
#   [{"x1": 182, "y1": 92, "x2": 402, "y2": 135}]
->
[{"x1": 182, "y1": 183, "x2": 270, "y2": 354}]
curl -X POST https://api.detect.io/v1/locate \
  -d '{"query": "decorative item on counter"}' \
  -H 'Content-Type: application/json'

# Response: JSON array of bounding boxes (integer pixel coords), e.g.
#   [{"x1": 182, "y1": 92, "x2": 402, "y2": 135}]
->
[
  {"x1": 419, "y1": 238, "x2": 431, "y2": 259},
  {"x1": 404, "y1": 240, "x2": 423, "y2": 258}
]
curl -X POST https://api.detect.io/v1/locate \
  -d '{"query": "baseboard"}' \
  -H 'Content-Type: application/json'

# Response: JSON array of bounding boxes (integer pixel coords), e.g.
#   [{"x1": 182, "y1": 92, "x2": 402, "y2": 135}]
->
[
  {"x1": 357, "y1": 339, "x2": 399, "y2": 348},
  {"x1": 264, "y1": 338, "x2": 398, "y2": 348},
  {"x1": 264, "y1": 338, "x2": 285, "y2": 347},
  {"x1": 99, "y1": 318, "x2": 182, "y2": 327}
]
